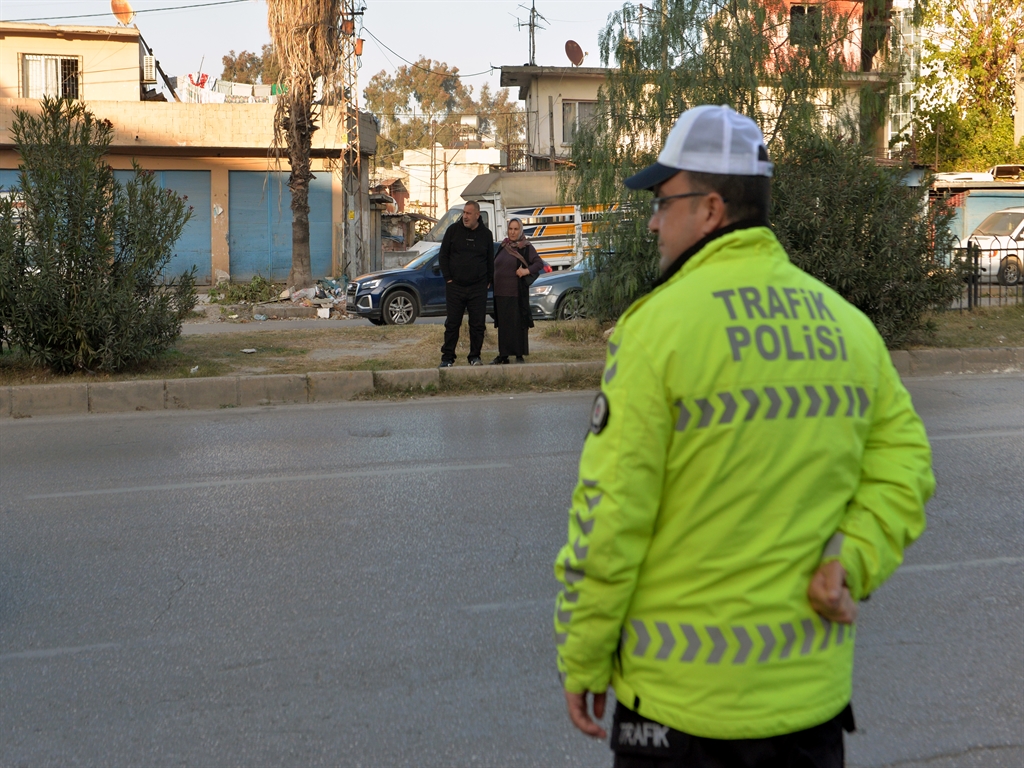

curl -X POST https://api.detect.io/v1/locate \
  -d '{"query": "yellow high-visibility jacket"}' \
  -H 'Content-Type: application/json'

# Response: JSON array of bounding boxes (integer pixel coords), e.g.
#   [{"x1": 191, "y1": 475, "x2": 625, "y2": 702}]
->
[{"x1": 554, "y1": 225, "x2": 934, "y2": 739}]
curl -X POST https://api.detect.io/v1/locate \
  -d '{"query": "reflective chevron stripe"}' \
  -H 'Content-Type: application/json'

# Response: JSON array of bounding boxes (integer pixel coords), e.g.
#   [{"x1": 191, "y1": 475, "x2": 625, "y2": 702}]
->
[
  {"x1": 675, "y1": 400, "x2": 691, "y2": 431},
  {"x1": 825, "y1": 385, "x2": 840, "y2": 416},
  {"x1": 632, "y1": 619, "x2": 651, "y2": 656},
  {"x1": 673, "y1": 384, "x2": 871, "y2": 430},
  {"x1": 805, "y1": 385, "x2": 822, "y2": 416},
  {"x1": 706, "y1": 626, "x2": 728, "y2": 663},
  {"x1": 696, "y1": 398, "x2": 715, "y2": 428},
  {"x1": 604, "y1": 361, "x2": 618, "y2": 384},
  {"x1": 733, "y1": 626, "x2": 753, "y2": 664},
  {"x1": 680, "y1": 624, "x2": 701, "y2": 662},
  {"x1": 785, "y1": 386, "x2": 801, "y2": 418},
  {"x1": 719, "y1": 392, "x2": 738, "y2": 423},
  {"x1": 623, "y1": 617, "x2": 849, "y2": 664},
  {"x1": 742, "y1": 389, "x2": 760, "y2": 420},
  {"x1": 655, "y1": 622, "x2": 675, "y2": 660},
  {"x1": 757, "y1": 624, "x2": 775, "y2": 662}
]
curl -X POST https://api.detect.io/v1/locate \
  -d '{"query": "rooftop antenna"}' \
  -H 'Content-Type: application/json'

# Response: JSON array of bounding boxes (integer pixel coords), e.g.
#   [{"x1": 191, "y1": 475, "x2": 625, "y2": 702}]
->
[{"x1": 516, "y1": 1, "x2": 548, "y2": 66}]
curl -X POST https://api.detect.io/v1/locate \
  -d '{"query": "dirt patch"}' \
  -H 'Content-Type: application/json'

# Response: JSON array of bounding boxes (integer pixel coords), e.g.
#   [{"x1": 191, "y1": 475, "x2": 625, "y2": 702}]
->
[{"x1": 0, "y1": 320, "x2": 608, "y2": 386}]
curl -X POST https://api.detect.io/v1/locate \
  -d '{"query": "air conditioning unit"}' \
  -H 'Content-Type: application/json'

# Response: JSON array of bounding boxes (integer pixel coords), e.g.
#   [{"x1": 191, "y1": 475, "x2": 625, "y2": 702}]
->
[{"x1": 142, "y1": 55, "x2": 157, "y2": 84}]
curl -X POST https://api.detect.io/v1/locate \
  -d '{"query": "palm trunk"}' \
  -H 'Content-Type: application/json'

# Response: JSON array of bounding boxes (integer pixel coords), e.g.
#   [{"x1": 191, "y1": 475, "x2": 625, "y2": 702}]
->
[{"x1": 284, "y1": 85, "x2": 316, "y2": 290}]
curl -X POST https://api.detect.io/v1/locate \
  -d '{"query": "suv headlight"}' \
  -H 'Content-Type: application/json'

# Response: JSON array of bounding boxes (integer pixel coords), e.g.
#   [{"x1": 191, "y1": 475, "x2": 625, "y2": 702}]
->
[
  {"x1": 530, "y1": 285, "x2": 553, "y2": 296},
  {"x1": 361, "y1": 279, "x2": 382, "y2": 291}
]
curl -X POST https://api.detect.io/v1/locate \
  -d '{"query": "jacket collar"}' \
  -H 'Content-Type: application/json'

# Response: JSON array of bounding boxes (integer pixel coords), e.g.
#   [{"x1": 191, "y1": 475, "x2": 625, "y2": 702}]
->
[{"x1": 652, "y1": 219, "x2": 771, "y2": 288}]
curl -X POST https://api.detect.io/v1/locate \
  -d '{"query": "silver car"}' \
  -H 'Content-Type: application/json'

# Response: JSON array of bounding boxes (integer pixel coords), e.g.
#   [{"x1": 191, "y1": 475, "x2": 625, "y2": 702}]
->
[
  {"x1": 528, "y1": 260, "x2": 590, "y2": 321},
  {"x1": 967, "y1": 207, "x2": 1023, "y2": 285}
]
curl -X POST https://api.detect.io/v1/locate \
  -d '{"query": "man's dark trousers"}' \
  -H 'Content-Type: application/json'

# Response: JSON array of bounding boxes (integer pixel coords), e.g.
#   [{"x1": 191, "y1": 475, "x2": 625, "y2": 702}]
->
[{"x1": 441, "y1": 280, "x2": 487, "y2": 363}]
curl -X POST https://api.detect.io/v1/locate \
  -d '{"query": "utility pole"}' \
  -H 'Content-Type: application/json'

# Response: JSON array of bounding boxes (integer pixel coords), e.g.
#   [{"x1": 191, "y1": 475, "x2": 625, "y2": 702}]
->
[{"x1": 340, "y1": 1, "x2": 365, "y2": 278}]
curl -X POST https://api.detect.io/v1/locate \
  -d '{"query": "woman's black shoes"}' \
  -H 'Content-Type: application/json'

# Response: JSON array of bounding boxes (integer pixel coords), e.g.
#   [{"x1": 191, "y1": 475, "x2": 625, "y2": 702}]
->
[
  {"x1": 491, "y1": 356, "x2": 509, "y2": 365},
  {"x1": 515, "y1": 356, "x2": 525, "y2": 364}
]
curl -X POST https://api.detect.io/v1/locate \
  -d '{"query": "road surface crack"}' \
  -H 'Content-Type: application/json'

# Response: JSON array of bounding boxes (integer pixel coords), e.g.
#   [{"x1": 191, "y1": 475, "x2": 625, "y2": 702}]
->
[{"x1": 152, "y1": 572, "x2": 186, "y2": 626}]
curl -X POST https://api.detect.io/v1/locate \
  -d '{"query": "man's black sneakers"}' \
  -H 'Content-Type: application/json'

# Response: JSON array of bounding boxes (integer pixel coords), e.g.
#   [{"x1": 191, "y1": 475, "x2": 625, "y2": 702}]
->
[
  {"x1": 468, "y1": 357, "x2": 482, "y2": 366},
  {"x1": 439, "y1": 360, "x2": 454, "y2": 368}
]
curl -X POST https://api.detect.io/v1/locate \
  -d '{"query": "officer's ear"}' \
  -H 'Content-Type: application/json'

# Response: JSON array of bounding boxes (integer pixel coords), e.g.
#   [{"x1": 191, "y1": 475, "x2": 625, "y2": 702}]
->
[{"x1": 702, "y1": 191, "x2": 731, "y2": 232}]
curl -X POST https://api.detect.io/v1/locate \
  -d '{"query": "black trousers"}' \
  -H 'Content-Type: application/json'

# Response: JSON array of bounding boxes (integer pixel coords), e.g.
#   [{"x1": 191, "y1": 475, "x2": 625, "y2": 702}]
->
[
  {"x1": 611, "y1": 701, "x2": 854, "y2": 768},
  {"x1": 441, "y1": 281, "x2": 487, "y2": 362}
]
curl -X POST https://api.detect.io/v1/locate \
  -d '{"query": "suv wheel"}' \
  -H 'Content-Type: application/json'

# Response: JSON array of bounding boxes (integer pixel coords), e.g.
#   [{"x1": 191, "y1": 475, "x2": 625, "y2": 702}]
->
[
  {"x1": 997, "y1": 255, "x2": 1021, "y2": 286},
  {"x1": 557, "y1": 290, "x2": 586, "y2": 321},
  {"x1": 382, "y1": 290, "x2": 418, "y2": 325}
]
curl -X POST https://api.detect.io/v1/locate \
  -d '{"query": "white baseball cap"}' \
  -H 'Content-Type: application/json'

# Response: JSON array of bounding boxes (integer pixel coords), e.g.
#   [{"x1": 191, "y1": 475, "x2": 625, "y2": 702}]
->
[{"x1": 624, "y1": 105, "x2": 773, "y2": 190}]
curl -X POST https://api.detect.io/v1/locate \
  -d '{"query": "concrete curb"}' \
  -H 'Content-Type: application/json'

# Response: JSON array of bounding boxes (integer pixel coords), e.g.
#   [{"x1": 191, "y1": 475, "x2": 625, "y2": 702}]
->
[{"x1": 0, "y1": 349, "x2": 1019, "y2": 419}]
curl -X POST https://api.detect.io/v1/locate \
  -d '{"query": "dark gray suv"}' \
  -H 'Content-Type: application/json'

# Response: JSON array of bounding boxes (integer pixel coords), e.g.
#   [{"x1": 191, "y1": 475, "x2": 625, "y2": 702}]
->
[{"x1": 528, "y1": 259, "x2": 590, "y2": 321}]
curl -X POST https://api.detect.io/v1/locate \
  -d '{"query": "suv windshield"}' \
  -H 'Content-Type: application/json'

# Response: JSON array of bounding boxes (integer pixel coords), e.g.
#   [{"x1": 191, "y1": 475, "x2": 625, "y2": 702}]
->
[
  {"x1": 403, "y1": 246, "x2": 440, "y2": 269},
  {"x1": 422, "y1": 206, "x2": 490, "y2": 242},
  {"x1": 972, "y1": 211, "x2": 1024, "y2": 237}
]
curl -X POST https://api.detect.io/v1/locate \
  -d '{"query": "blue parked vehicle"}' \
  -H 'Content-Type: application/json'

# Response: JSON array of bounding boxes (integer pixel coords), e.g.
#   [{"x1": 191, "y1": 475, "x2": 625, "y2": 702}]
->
[{"x1": 346, "y1": 244, "x2": 498, "y2": 325}]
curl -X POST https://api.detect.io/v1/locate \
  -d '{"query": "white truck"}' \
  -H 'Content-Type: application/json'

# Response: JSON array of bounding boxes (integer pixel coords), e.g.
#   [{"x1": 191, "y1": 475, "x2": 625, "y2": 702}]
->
[{"x1": 407, "y1": 170, "x2": 613, "y2": 270}]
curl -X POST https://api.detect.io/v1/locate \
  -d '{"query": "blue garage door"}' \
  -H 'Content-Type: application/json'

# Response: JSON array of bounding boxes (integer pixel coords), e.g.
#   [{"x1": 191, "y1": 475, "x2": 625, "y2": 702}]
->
[
  {"x1": 0, "y1": 169, "x2": 20, "y2": 190},
  {"x1": 1, "y1": 168, "x2": 211, "y2": 283},
  {"x1": 114, "y1": 170, "x2": 212, "y2": 284},
  {"x1": 228, "y1": 171, "x2": 333, "y2": 282}
]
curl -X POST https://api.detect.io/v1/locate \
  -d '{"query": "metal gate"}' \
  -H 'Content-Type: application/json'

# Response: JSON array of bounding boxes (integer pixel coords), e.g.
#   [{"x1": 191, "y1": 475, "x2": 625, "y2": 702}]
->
[
  {"x1": 2, "y1": 168, "x2": 212, "y2": 284},
  {"x1": 228, "y1": 171, "x2": 333, "y2": 282},
  {"x1": 114, "y1": 170, "x2": 212, "y2": 284}
]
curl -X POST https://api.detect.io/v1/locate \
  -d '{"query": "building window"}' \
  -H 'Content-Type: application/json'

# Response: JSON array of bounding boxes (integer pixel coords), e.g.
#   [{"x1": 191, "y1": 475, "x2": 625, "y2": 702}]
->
[
  {"x1": 21, "y1": 55, "x2": 81, "y2": 100},
  {"x1": 562, "y1": 100, "x2": 597, "y2": 144},
  {"x1": 789, "y1": 5, "x2": 822, "y2": 47}
]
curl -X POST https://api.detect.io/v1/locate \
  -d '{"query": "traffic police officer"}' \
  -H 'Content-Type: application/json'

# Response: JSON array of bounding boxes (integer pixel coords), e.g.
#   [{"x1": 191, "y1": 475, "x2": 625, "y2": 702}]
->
[{"x1": 553, "y1": 105, "x2": 934, "y2": 767}]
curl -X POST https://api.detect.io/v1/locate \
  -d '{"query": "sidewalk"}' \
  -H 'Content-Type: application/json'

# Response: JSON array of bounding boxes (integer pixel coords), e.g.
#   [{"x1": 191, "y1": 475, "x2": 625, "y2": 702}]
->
[{"x1": 0, "y1": 348, "x2": 1020, "y2": 419}]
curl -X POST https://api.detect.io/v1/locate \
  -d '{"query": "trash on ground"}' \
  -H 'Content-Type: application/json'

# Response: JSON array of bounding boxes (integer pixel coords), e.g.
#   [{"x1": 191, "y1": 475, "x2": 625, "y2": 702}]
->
[
  {"x1": 317, "y1": 307, "x2": 330, "y2": 319},
  {"x1": 189, "y1": 365, "x2": 199, "y2": 374},
  {"x1": 289, "y1": 287, "x2": 317, "y2": 302},
  {"x1": 241, "y1": 348, "x2": 256, "y2": 354},
  {"x1": 253, "y1": 313, "x2": 267, "y2": 321},
  {"x1": 227, "y1": 314, "x2": 239, "y2": 319}
]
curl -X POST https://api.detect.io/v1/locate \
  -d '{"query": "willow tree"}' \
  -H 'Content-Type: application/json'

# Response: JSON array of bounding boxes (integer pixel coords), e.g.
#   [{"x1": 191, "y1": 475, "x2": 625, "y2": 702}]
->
[
  {"x1": 268, "y1": 0, "x2": 342, "y2": 290},
  {"x1": 563, "y1": 0, "x2": 857, "y2": 318}
]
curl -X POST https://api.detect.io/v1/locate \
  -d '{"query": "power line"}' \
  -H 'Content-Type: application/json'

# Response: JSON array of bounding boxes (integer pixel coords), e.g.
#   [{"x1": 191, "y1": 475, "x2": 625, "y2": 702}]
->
[
  {"x1": 361, "y1": 27, "x2": 494, "y2": 79},
  {"x1": 4, "y1": 0, "x2": 251, "y2": 23}
]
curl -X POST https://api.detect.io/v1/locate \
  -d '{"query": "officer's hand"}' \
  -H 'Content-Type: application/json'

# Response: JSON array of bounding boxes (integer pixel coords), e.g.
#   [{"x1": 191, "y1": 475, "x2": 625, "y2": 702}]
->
[
  {"x1": 808, "y1": 560, "x2": 858, "y2": 624},
  {"x1": 565, "y1": 689, "x2": 607, "y2": 739}
]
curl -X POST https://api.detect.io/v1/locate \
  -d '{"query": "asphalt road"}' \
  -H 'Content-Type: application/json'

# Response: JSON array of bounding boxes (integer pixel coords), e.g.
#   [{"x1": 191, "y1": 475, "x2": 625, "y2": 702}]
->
[{"x1": 0, "y1": 374, "x2": 1021, "y2": 767}]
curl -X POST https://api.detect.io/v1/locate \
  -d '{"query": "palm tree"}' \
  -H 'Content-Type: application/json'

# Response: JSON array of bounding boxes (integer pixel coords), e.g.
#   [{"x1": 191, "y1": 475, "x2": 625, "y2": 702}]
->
[{"x1": 267, "y1": 0, "x2": 343, "y2": 290}]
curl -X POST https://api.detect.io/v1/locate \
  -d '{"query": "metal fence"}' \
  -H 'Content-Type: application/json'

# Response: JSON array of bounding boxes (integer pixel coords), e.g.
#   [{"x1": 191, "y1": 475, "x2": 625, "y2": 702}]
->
[
  {"x1": 505, "y1": 143, "x2": 530, "y2": 173},
  {"x1": 950, "y1": 243, "x2": 1022, "y2": 311}
]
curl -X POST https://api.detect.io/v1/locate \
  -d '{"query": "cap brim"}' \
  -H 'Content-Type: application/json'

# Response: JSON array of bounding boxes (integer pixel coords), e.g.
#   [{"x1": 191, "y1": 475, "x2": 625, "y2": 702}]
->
[{"x1": 623, "y1": 162, "x2": 681, "y2": 191}]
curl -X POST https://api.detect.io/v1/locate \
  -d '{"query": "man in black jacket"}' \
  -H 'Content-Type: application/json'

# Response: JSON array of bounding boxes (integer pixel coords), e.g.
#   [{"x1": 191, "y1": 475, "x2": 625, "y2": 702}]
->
[{"x1": 438, "y1": 200, "x2": 494, "y2": 366}]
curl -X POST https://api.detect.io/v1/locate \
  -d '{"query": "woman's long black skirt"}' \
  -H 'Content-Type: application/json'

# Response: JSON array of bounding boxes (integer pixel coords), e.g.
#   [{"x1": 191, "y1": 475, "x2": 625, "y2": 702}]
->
[{"x1": 494, "y1": 295, "x2": 529, "y2": 357}]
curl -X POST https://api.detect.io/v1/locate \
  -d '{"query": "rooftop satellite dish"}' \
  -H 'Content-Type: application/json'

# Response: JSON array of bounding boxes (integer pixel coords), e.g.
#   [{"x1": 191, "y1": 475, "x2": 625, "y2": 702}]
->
[
  {"x1": 565, "y1": 40, "x2": 585, "y2": 67},
  {"x1": 111, "y1": 0, "x2": 136, "y2": 26}
]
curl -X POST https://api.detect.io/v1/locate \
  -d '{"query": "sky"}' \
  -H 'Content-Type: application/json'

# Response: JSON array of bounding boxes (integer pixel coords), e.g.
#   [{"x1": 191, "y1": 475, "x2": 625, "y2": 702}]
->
[{"x1": 0, "y1": 0, "x2": 628, "y2": 103}]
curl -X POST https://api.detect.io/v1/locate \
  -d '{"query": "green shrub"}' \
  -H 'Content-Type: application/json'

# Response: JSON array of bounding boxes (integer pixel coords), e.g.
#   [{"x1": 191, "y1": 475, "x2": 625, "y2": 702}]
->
[
  {"x1": 771, "y1": 131, "x2": 962, "y2": 348},
  {"x1": 208, "y1": 274, "x2": 279, "y2": 304},
  {"x1": 0, "y1": 97, "x2": 196, "y2": 372}
]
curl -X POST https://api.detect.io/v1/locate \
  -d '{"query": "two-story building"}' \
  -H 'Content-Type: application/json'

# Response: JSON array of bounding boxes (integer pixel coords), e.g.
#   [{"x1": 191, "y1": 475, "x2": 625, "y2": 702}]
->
[
  {"x1": 500, "y1": 0, "x2": 900, "y2": 168},
  {"x1": 498, "y1": 65, "x2": 610, "y2": 171},
  {"x1": 0, "y1": 21, "x2": 378, "y2": 284}
]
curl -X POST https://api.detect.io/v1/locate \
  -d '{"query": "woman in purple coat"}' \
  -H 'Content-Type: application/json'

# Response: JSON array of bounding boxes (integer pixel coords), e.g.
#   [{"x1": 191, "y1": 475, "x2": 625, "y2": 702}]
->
[{"x1": 491, "y1": 218, "x2": 543, "y2": 364}]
